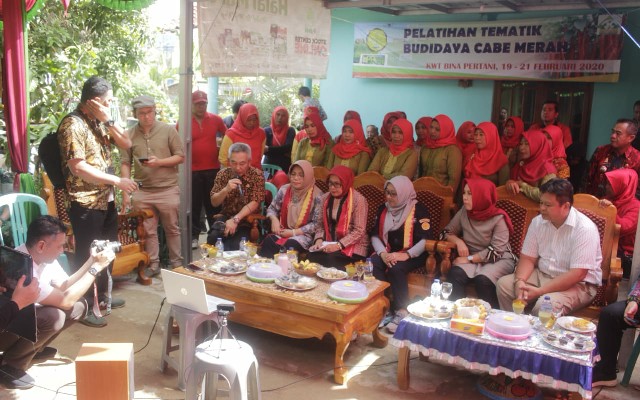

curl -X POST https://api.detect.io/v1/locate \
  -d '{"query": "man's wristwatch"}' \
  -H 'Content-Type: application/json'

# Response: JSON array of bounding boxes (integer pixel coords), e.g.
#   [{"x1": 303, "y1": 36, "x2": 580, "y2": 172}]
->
[
  {"x1": 89, "y1": 267, "x2": 99, "y2": 277},
  {"x1": 104, "y1": 120, "x2": 115, "y2": 127},
  {"x1": 233, "y1": 216, "x2": 240, "y2": 224},
  {"x1": 467, "y1": 255, "x2": 473, "y2": 262}
]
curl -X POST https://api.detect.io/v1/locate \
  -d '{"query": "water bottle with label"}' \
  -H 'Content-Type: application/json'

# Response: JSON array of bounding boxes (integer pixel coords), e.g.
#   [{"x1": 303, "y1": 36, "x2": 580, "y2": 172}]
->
[
  {"x1": 431, "y1": 278, "x2": 442, "y2": 300},
  {"x1": 215, "y1": 238, "x2": 224, "y2": 258},
  {"x1": 239, "y1": 237, "x2": 247, "y2": 255},
  {"x1": 538, "y1": 295, "x2": 553, "y2": 328},
  {"x1": 364, "y1": 257, "x2": 374, "y2": 281}
]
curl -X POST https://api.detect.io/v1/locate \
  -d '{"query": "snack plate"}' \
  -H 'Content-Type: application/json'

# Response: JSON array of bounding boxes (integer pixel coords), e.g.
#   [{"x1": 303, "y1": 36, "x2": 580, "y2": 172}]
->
[
  {"x1": 317, "y1": 268, "x2": 349, "y2": 281},
  {"x1": 274, "y1": 276, "x2": 318, "y2": 291},
  {"x1": 454, "y1": 298, "x2": 492, "y2": 312},
  {"x1": 556, "y1": 316, "x2": 596, "y2": 333},
  {"x1": 207, "y1": 261, "x2": 247, "y2": 275},
  {"x1": 407, "y1": 300, "x2": 453, "y2": 320},
  {"x1": 542, "y1": 333, "x2": 596, "y2": 353},
  {"x1": 328, "y1": 293, "x2": 368, "y2": 304}
]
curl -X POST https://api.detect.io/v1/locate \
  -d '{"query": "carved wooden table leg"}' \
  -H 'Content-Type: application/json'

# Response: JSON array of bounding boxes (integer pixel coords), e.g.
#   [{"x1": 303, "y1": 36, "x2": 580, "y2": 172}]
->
[
  {"x1": 397, "y1": 346, "x2": 411, "y2": 389},
  {"x1": 333, "y1": 329, "x2": 352, "y2": 385}
]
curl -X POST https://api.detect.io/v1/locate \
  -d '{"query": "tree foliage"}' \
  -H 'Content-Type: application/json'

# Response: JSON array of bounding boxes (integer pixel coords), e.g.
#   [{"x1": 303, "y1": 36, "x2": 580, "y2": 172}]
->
[{"x1": 27, "y1": 0, "x2": 152, "y2": 139}]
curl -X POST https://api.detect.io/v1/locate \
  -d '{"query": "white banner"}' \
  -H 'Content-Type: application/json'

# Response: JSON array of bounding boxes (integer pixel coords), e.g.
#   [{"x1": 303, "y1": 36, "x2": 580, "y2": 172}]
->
[
  {"x1": 353, "y1": 13, "x2": 624, "y2": 82},
  {"x1": 198, "y1": 0, "x2": 331, "y2": 78}
]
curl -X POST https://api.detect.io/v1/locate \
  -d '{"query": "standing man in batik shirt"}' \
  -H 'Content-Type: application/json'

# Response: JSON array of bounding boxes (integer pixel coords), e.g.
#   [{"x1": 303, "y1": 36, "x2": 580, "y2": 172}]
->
[{"x1": 58, "y1": 76, "x2": 138, "y2": 328}]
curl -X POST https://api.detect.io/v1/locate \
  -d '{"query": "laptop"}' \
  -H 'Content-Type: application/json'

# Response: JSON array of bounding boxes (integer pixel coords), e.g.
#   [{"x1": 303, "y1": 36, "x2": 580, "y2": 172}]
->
[{"x1": 161, "y1": 269, "x2": 234, "y2": 315}]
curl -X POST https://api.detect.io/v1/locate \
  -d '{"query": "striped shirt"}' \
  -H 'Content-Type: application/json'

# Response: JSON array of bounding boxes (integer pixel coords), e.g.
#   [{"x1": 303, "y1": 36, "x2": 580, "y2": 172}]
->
[{"x1": 521, "y1": 207, "x2": 602, "y2": 285}]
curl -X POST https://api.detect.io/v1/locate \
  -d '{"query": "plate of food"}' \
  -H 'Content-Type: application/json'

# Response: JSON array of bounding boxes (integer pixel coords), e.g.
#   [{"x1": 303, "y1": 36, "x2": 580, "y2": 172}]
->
[
  {"x1": 317, "y1": 267, "x2": 348, "y2": 281},
  {"x1": 453, "y1": 298, "x2": 491, "y2": 320},
  {"x1": 408, "y1": 299, "x2": 453, "y2": 320},
  {"x1": 293, "y1": 260, "x2": 321, "y2": 276},
  {"x1": 207, "y1": 259, "x2": 248, "y2": 275},
  {"x1": 274, "y1": 275, "x2": 317, "y2": 291},
  {"x1": 542, "y1": 330, "x2": 596, "y2": 353},
  {"x1": 556, "y1": 316, "x2": 596, "y2": 334}
]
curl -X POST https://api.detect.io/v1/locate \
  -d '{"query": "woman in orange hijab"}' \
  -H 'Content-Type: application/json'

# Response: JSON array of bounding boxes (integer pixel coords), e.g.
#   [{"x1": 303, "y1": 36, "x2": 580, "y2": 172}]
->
[
  {"x1": 506, "y1": 130, "x2": 557, "y2": 202},
  {"x1": 219, "y1": 103, "x2": 266, "y2": 169},
  {"x1": 456, "y1": 121, "x2": 476, "y2": 167},
  {"x1": 327, "y1": 119, "x2": 372, "y2": 175},
  {"x1": 368, "y1": 118, "x2": 418, "y2": 180},
  {"x1": 293, "y1": 112, "x2": 334, "y2": 167},
  {"x1": 464, "y1": 122, "x2": 509, "y2": 186},
  {"x1": 264, "y1": 106, "x2": 296, "y2": 171},
  {"x1": 419, "y1": 114, "x2": 463, "y2": 193},
  {"x1": 541, "y1": 125, "x2": 570, "y2": 179}
]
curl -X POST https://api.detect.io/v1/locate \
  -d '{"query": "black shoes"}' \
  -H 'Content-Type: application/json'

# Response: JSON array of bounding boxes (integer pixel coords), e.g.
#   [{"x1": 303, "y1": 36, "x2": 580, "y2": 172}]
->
[{"x1": 33, "y1": 346, "x2": 58, "y2": 361}]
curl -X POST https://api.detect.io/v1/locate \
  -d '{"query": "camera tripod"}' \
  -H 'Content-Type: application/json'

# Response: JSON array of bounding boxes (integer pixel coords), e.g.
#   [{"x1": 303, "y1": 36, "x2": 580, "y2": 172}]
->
[{"x1": 205, "y1": 310, "x2": 242, "y2": 358}]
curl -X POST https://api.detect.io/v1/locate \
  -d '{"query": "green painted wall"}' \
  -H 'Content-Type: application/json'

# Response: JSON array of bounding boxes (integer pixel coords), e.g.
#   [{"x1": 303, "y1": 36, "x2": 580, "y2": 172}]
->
[{"x1": 318, "y1": 8, "x2": 640, "y2": 157}]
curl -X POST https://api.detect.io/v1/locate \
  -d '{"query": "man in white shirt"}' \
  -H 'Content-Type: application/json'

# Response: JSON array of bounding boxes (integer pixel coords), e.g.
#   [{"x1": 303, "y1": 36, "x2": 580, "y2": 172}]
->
[
  {"x1": 0, "y1": 216, "x2": 115, "y2": 390},
  {"x1": 497, "y1": 178, "x2": 602, "y2": 315}
]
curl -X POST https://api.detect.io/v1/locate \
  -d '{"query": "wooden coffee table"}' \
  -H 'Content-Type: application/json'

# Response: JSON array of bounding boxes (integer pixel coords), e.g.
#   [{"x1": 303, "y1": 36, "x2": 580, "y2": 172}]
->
[{"x1": 175, "y1": 267, "x2": 390, "y2": 384}]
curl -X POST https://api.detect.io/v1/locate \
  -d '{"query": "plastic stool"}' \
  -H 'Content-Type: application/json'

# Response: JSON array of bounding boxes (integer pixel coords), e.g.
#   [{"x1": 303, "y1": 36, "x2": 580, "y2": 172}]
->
[
  {"x1": 186, "y1": 339, "x2": 261, "y2": 400},
  {"x1": 160, "y1": 305, "x2": 219, "y2": 390},
  {"x1": 621, "y1": 329, "x2": 640, "y2": 387}
]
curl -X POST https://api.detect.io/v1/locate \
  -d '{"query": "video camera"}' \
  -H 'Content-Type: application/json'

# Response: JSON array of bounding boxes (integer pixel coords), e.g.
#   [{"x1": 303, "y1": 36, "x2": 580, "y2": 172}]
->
[
  {"x1": 217, "y1": 303, "x2": 235, "y2": 314},
  {"x1": 91, "y1": 240, "x2": 122, "y2": 254}
]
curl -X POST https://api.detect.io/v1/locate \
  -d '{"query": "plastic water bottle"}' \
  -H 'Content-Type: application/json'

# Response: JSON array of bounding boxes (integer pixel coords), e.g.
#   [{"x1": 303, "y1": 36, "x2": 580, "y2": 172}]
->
[
  {"x1": 431, "y1": 278, "x2": 442, "y2": 299},
  {"x1": 239, "y1": 237, "x2": 247, "y2": 255},
  {"x1": 215, "y1": 238, "x2": 224, "y2": 258},
  {"x1": 538, "y1": 296, "x2": 553, "y2": 327},
  {"x1": 364, "y1": 257, "x2": 374, "y2": 281}
]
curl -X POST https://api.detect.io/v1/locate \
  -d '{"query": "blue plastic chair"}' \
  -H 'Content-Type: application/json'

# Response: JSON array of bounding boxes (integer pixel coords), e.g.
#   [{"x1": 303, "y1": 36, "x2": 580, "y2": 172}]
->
[
  {"x1": 621, "y1": 330, "x2": 640, "y2": 386},
  {"x1": 262, "y1": 163, "x2": 282, "y2": 181},
  {"x1": 0, "y1": 193, "x2": 48, "y2": 247},
  {"x1": 264, "y1": 182, "x2": 277, "y2": 211}
]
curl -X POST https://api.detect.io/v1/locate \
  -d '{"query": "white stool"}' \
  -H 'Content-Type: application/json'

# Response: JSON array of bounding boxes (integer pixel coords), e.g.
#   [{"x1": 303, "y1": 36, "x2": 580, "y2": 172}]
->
[
  {"x1": 186, "y1": 339, "x2": 261, "y2": 400},
  {"x1": 160, "y1": 305, "x2": 219, "y2": 390}
]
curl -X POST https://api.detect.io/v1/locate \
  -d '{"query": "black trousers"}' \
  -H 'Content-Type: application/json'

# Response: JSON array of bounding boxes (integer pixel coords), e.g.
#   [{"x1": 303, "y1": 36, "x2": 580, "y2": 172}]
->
[
  {"x1": 594, "y1": 301, "x2": 634, "y2": 377},
  {"x1": 447, "y1": 265, "x2": 500, "y2": 309},
  {"x1": 206, "y1": 215, "x2": 251, "y2": 251},
  {"x1": 68, "y1": 201, "x2": 118, "y2": 305},
  {"x1": 307, "y1": 250, "x2": 364, "y2": 271},
  {"x1": 372, "y1": 253, "x2": 426, "y2": 311},
  {"x1": 258, "y1": 234, "x2": 305, "y2": 259},
  {"x1": 192, "y1": 169, "x2": 219, "y2": 237}
]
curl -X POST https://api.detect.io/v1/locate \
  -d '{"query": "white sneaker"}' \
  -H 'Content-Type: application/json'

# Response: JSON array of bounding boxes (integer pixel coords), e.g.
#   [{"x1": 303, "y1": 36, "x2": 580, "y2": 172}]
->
[{"x1": 191, "y1": 239, "x2": 199, "y2": 249}]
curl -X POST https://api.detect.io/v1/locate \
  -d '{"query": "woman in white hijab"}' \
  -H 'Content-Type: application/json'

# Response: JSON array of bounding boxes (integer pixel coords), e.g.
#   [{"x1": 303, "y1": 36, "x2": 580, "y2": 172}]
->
[{"x1": 371, "y1": 175, "x2": 433, "y2": 333}]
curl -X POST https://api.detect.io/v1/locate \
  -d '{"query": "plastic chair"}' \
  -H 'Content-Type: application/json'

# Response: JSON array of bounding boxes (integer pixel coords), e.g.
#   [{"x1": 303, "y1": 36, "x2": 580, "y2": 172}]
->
[
  {"x1": 160, "y1": 305, "x2": 220, "y2": 390},
  {"x1": 264, "y1": 182, "x2": 277, "y2": 210},
  {"x1": 186, "y1": 338, "x2": 261, "y2": 400},
  {"x1": 261, "y1": 163, "x2": 282, "y2": 181},
  {"x1": 621, "y1": 329, "x2": 640, "y2": 387},
  {"x1": 0, "y1": 193, "x2": 48, "y2": 246}
]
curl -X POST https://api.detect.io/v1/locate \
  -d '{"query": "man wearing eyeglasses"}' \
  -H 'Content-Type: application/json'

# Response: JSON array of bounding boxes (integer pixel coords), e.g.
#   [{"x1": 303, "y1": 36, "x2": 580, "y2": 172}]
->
[
  {"x1": 121, "y1": 96, "x2": 185, "y2": 278},
  {"x1": 208, "y1": 143, "x2": 265, "y2": 250},
  {"x1": 582, "y1": 118, "x2": 640, "y2": 200}
]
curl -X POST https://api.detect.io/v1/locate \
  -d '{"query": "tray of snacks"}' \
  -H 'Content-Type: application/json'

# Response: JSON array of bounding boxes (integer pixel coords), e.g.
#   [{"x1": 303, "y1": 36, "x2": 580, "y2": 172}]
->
[
  {"x1": 293, "y1": 260, "x2": 321, "y2": 276},
  {"x1": 317, "y1": 267, "x2": 348, "y2": 281},
  {"x1": 555, "y1": 316, "x2": 596, "y2": 334},
  {"x1": 542, "y1": 330, "x2": 596, "y2": 353},
  {"x1": 450, "y1": 298, "x2": 491, "y2": 335},
  {"x1": 207, "y1": 258, "x2": 248, "y2": 275},
  {"x1": 274, "y1": 275, "x2": 317, "y2": 291},
  {"x1": 246, "y1": 263, "x2": 282, "y2": 283},
  {"x1": 327, "y1": 281, "x2": 368, "y2": 304},
  {"x1": 408, "y1": 299, "x2": 453, "y2": 320}
]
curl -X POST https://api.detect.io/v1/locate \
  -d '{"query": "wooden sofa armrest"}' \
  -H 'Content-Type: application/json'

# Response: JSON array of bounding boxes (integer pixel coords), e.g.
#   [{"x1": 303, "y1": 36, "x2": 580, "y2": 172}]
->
[
  {"x1": 605, "y1": 256, "x2": 623, "y2": 305},
  {"x1": 424, "y1": 240, "x2": 456, "y2": 279},
  {"x1": 115, "y1": 208, "x2": 154, "y2": 285},
  {"x1": 244, "y1": 213, "x2": 266, "y2": 243}
]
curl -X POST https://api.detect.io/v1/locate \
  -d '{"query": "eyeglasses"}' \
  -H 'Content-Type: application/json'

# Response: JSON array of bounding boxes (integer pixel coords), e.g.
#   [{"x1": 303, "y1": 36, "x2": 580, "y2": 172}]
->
[
  {"x1": 384, "y1": 190, "x2": 398, "y2": 197},
  {"x1": 327, "y1": 181, "x2": 342, "y2": 188}
]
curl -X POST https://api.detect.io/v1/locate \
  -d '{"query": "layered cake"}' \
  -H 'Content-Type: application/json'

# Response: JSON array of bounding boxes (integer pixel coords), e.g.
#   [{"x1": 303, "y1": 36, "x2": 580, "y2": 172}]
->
[{"x1": 485, "y1": 312, "x2": 532, "y2": 340}]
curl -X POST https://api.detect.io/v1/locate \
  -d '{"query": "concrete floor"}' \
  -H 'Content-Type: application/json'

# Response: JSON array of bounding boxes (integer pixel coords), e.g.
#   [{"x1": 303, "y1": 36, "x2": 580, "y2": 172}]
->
[{"x1": 1, "y1": 268, "x2": 639, "y2": 400}]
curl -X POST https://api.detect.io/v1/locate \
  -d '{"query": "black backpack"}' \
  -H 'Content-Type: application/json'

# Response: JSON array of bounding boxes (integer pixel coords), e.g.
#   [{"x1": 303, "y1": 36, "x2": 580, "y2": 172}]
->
[{"x1": 38, "y1": 114, "x2": 81, "y2": 189}]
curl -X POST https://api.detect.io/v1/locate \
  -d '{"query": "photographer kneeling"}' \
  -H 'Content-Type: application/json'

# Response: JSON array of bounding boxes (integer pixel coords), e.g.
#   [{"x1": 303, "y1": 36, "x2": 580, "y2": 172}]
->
[{"x1": 0, "y1": 216, "x2": 115, "y2": 390}]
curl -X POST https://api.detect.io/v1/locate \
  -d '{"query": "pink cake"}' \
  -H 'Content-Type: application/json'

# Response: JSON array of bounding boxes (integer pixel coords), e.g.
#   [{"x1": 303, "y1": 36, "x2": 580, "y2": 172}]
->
[
  {"x1": 247, "y1": 263, "x2": 282, "y2": 279},
  {"x1": 485, "y1": 312, "x2": 532, "y2": 340},
  {"x1": 328, "y1": 281, "x2": 368, "y2": 299}
]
